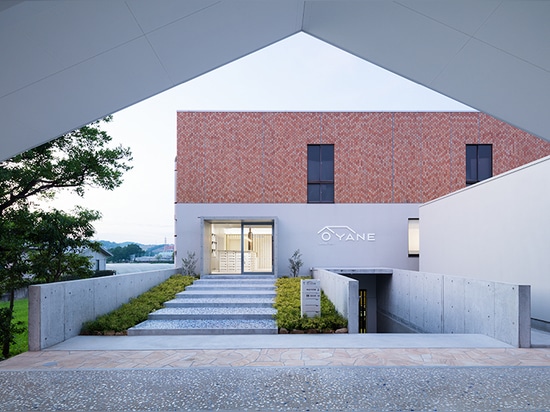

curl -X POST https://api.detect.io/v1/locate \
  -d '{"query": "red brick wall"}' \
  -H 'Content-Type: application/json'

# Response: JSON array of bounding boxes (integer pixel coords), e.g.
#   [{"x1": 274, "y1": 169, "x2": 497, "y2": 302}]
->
[{"x1": 176, "y1": 112, "x2": 550, "y2": 204}]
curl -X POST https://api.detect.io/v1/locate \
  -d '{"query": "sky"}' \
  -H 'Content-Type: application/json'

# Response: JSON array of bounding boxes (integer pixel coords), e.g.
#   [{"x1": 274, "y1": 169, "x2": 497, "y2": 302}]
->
[{"x1": 45, "y1": 33, "x2": 472, "y2": 246}]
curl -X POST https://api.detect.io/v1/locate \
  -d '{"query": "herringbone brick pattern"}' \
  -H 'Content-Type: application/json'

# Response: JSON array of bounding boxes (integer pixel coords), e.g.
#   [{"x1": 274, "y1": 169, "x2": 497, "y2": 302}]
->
[{"x1": 176, "y1": 112, "x2": 550, "y2": 204}]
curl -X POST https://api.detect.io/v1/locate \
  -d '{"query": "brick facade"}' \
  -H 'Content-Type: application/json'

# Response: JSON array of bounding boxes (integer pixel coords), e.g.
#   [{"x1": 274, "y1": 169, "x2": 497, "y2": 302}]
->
[{"x1": 176, "y1": 112, "x2": 550, "y2": 204}]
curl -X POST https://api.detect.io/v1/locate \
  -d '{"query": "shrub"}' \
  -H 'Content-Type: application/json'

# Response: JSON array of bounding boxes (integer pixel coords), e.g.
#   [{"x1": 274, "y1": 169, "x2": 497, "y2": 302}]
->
[
  {"x1": 181, "y1": 251, "x2": 198, "y2": 276},
  {"x1": 81, "y1": 274, "x2": 194, "y2": 334},
  {"x1": 274, "y1": 277, "x2": 347, "y2": 332},
  {"x1": 288, "y1": 249, "x2": 303, "y2": 277}
]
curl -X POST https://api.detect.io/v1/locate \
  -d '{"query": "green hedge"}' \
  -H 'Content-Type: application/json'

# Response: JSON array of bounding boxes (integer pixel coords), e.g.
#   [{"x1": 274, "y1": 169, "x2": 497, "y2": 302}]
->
[
  {"x1": 81, "y1": 274, "x2": 194, "y2": 334},
  {"x1": 274, "y1": 277, "x2": 347, "y2": 331}
]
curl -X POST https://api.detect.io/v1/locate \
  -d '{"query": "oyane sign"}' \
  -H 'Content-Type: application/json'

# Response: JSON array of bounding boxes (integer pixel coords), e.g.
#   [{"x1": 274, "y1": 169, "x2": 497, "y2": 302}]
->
[{"x1": 301, "y1": 279, "x2": 321, "y2": 317}]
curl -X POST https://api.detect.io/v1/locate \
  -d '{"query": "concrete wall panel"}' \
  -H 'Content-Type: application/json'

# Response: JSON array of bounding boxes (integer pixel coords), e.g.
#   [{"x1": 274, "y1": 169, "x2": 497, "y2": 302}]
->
[
  {"x1": 29, "y1": 268, "x2": 179, "y2": 350},
  {"x1": 64, "y1": 280, "x2": 95, "y2": 338},
  {"x1": 464, "y1": 279, "x2": 495, "y2": 337},
  {"x1": 409, "y1": 271, "x2": 424, "y2": 330},
  {"x1": 392, "y1": 270, "x2": 411, "y2": 322},
  {"x1": 494, "y1": 282, "x2": 520, "y2": 346},
  {"x1": 36, "y1": 283, "x2": 65, "y2": 351},
  {"x1": 443, "y1": 276, "x2": 465, "y2": 333},
  {"x1": 312, "y1": 269, "x2": 358, "y2": 333},
  {"x1": 93, "y1": 276, "x2": 119, "y2": 315},
  {"x1": 377, "y1": 269, "x2": 529, "y2": 347},
  {"x1": 423, "y1": 272, "x2": 443, "y2": 333}
]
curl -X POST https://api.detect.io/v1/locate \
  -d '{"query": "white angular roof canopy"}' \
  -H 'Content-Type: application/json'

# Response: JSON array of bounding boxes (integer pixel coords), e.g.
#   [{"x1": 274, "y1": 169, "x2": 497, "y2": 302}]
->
[{"x1": 1, "y1": 0, "x2": 549, "y2": 160}]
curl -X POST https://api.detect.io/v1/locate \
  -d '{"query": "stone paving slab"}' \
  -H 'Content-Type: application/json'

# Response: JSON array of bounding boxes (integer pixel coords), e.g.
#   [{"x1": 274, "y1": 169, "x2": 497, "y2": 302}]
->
[{"x1": 2, "y1": 346, "x2": 550, "y2": 371}]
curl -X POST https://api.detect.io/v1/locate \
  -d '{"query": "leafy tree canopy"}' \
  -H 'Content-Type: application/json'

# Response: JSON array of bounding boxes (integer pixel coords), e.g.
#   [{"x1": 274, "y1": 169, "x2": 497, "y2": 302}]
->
[
  {"x1": 0, "y1": 117, "x2": 132, "y2": 358},
  {"x1": 28, "y1": 207, "x2": 102, "y2": 284},
  {"x1": 108, "y1": 243, "x2": 144, "y2": 263},
  {"x1": 0, "y1": 116, "x2": 132, "y2": 215}
]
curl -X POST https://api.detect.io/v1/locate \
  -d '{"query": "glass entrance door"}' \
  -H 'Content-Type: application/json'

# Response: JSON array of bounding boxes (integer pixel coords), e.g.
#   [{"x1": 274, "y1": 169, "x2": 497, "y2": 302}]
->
[
  {"x1": 207, "y1": 221, "x2": 273, "y2": 274},
  {"x1": 242, "y1": 223, "x2": 273, "y2": 274}
]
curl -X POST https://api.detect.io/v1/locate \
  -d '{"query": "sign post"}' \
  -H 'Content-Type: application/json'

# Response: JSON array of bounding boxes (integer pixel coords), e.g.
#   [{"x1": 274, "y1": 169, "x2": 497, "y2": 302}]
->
[{"x1": 301, "y1": 279, "x2": 321, "y2": 317}]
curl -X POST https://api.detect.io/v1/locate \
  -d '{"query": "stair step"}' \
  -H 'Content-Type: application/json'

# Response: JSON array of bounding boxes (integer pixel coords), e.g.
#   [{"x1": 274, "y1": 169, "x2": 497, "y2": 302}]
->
[
  {"x1": 149, "y1": 307, "x2": 276, "y2": 320},
  {"x1": 176, "y1": 290, "x2": 276, "y2": 299},
  {"x1": 165, "y1": 298, "x2": 274, "y2": 308},
  {"x1": 201, "y1": 275, "x2": 275, "y2": 280},
  {"x1": 185, "y1": 284, "x2": 275, "y2": 291},
  {"x1": 193, "y1": 279, "x2": 275, "y2": 285},
  {"x1": 129, "y1": 275, "x2": 279, "y2": 336},
  {"x1": 128, "y1": 319, "x2": 278, "y2": 335}
]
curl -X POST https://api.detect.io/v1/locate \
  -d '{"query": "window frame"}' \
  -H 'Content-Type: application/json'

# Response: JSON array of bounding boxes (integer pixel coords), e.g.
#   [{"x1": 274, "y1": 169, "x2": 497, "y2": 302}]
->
[
  {"x1": 408, "y1": 218, "x2": 420, "y2": 257},
  {"x1": 307, "y1": 144, "x2": 334, "y2": 203},
  {"x1": 466, "y1": 144, "x2": 493, "y2": 185}
]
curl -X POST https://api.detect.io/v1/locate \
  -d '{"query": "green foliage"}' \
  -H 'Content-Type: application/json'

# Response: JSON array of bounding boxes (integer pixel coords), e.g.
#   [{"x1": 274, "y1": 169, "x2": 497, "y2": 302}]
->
[
  {"x1": 0, "y1": 118, "x2": 132, "y2": 357},
  {"x1": 0, "y1": 117, "x2": 132, "y2": 215},
  {"x1": 181, "y1": 251, "x2": 198, "y2": 276},
  {"x1": 274, "y1": 277, "x2": 347, "y2": 331},
  {"x1": 0, "y1": 207, "x2": 34, "y2": 296},
  {"x1": 28, "y1": 207, "x2": 102, "y2": 283},
  {"x1": 81, "y1": 275, "x2": 194, "y2": 334},
  {"x1": 288, "y1": 249, "x2": 303, "y2": 277},
  {"x1": 108, "y1": 243, "x2": 144, "y2": 263},
  {"x1": 0, "y1": 299, "x2": 27, "y2": 359}
]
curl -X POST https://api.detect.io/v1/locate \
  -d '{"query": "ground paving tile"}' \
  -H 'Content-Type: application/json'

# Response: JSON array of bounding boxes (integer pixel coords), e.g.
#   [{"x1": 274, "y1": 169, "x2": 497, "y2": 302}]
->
[{"x1": 2, "y1": 334, "x2": 550, "y2": 411}]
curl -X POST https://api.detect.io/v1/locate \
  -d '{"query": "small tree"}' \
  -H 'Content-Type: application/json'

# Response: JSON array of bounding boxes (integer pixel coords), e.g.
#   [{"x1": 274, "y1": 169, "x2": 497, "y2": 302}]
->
[
  {"x1": 289, "y1": 249, "x2": 303, "y2": 277},
  {"x1": 0, "y1": 117, "x2": 132, "y2": 358},
  {"x1": 28, "y1": 207, "x2": 102, "y2": 283},
  {"x1": 181, "y1": 251, "x2": 198, "y2": 276}
]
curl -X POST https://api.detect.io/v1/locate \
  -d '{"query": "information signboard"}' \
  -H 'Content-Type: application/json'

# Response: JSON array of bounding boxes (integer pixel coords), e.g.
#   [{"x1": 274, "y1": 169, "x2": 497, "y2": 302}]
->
[{"x1": 301, "y1": 279, "x2": 321, "y2": 317}]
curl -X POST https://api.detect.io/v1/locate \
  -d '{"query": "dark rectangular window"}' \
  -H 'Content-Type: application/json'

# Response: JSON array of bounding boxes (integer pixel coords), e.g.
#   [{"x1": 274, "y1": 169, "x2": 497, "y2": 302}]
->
[
  {"x1": 466, "y1": 144, "x2": 492, "y2": 185},
  {"x1": 307, "y1": 144, "x2": 334, "y2": 203}
]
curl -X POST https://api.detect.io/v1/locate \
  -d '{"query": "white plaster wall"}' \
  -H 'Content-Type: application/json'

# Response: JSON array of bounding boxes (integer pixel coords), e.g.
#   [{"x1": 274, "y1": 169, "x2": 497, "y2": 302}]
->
[
  {"x1": 420, "y1": 155, "x2": 550, "y2": 324},
  {"x1": 175, "y1": 203, "x2": 420, "y2": 276}
]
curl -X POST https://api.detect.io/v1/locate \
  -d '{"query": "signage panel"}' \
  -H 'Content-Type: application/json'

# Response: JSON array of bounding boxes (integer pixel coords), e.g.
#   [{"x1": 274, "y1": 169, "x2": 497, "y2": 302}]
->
[{"x1": 301, "y1": 279, "x2": 321, "y2": 317}]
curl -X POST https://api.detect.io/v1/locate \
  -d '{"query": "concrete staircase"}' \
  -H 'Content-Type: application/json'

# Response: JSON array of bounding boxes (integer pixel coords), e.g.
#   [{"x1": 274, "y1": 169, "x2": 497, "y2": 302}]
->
[{"x1": 128, "y1": 274, "x2": 278, "y2": 335}]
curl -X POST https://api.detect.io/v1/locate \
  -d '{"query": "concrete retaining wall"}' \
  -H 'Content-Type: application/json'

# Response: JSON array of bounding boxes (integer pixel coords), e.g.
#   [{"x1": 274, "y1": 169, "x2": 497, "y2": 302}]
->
[
  {"x1": 377, "y1": 269, "x2": 530, "y2": 347},
  {"x1": 312, "y1": 268, "x2": 358, "y2": 333},
  {"x1": 29, "y1": 268, "x2": 179, "y2": 350}
]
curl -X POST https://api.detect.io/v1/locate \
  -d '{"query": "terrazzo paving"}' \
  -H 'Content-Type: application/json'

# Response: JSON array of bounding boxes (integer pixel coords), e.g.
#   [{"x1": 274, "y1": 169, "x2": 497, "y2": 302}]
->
[
  {"x1": 2, "y1": 333, "x2": 550, "y2": 411},
  {"x1": 1, "y1": 360, "x2": 550, "y2": 410}
]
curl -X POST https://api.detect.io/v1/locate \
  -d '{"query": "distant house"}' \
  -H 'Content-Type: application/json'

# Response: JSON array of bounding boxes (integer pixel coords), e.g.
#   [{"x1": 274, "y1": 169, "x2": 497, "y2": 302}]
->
[{"x1": 85, "y1": 247, "x2": 112, "y2": 271}]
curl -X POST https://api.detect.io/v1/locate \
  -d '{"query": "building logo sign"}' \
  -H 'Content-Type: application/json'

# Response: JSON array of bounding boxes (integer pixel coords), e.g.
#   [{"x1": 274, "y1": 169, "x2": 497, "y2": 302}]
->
[{"x1": 317, "y1": 225, "x2": 375, "y2": 243}]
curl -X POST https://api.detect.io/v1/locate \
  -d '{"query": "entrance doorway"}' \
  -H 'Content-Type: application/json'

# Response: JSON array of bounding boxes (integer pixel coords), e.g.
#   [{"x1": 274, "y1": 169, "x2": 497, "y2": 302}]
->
[
  {"x1": 205, "y1": 220, "x2": 273, "y2": 274},
  {"x1": 359, "y1": 289, "x2": 367, "y2": 333}
]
